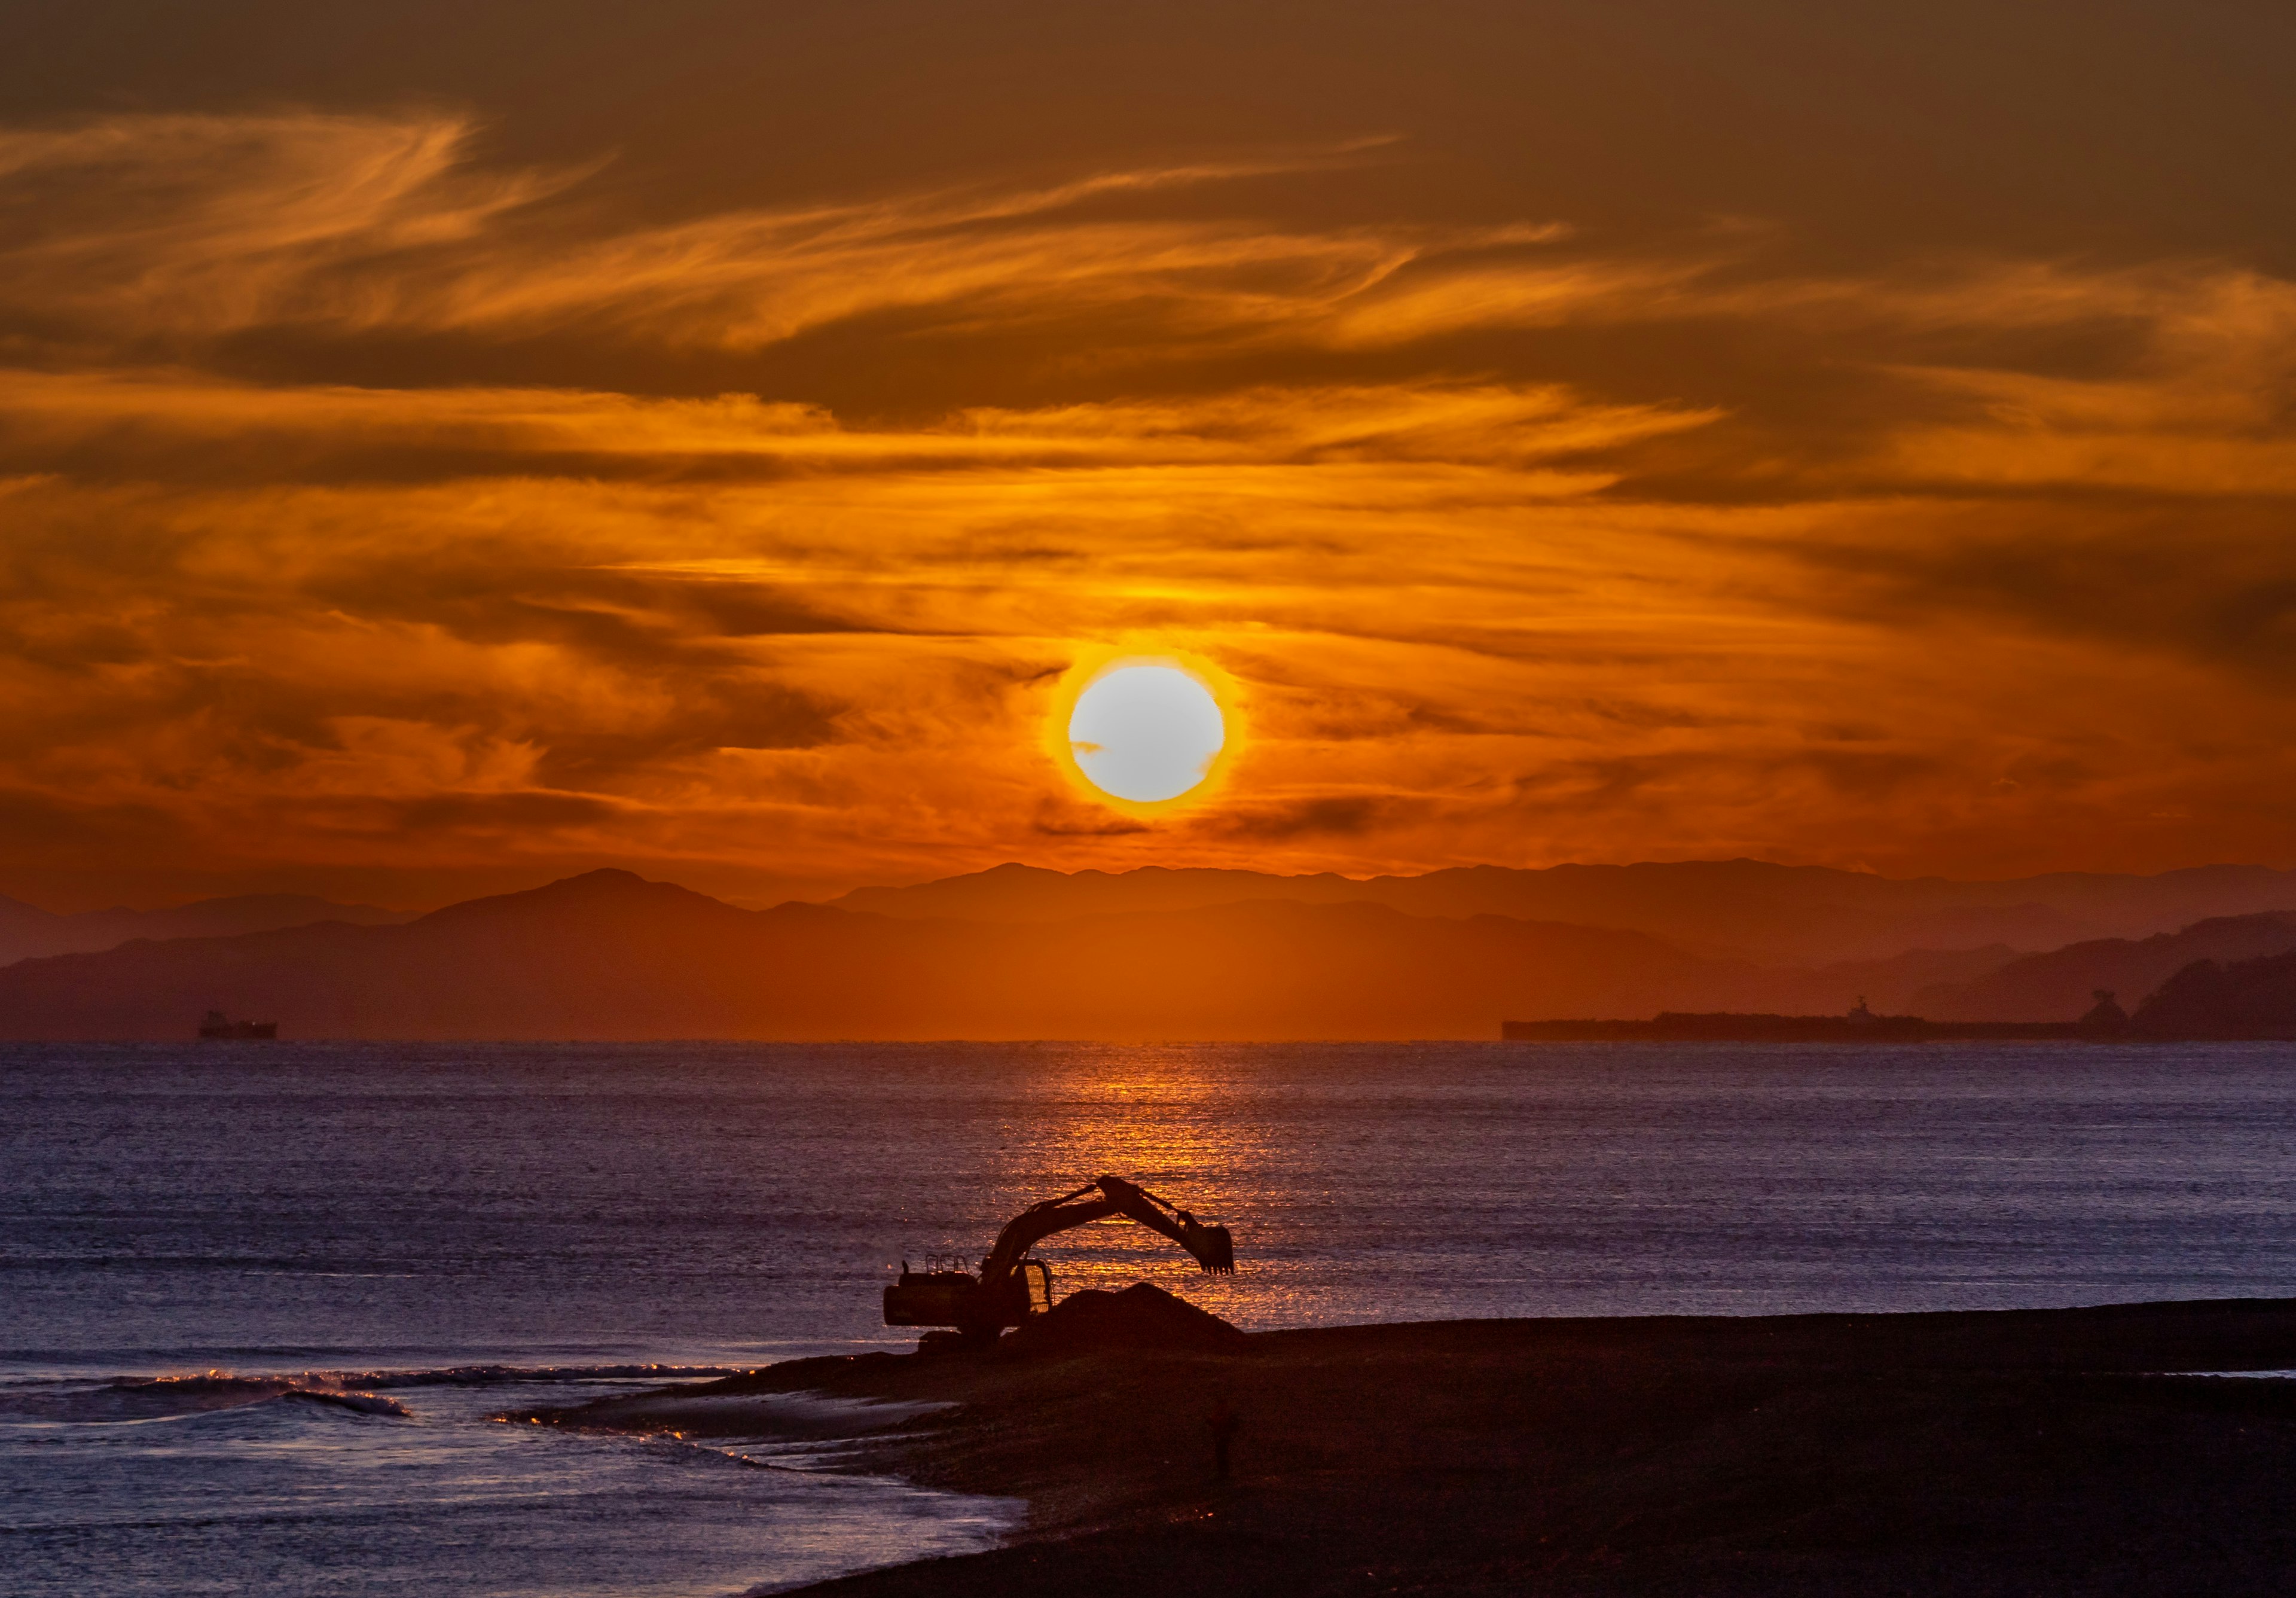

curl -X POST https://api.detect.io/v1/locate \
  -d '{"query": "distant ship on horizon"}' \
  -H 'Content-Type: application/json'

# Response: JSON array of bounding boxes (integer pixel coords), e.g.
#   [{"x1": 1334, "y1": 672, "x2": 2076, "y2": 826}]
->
[
  {"x1": 1503, "y1": 992, "x2": 2134, "y2": 1043},
  {"x1": 197, "y1": 1010, "x2": 277, "y2": 1041}
]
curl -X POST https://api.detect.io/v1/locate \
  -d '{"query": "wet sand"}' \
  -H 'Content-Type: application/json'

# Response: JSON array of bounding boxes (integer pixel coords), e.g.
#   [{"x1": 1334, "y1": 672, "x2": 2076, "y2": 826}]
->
[{"x1": 526, "y1": 1299, "x2": 2296, "y2": 1596}]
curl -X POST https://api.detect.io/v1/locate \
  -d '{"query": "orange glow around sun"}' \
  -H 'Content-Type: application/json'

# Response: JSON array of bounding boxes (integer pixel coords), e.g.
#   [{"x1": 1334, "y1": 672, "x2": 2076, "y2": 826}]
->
[{"x1": 1050, "y1": 654, "x2": 1239, "y2": 816}]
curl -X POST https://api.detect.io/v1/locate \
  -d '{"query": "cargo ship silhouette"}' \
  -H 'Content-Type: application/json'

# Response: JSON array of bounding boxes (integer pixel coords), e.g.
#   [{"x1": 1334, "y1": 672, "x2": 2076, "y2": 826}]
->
[
  {"x1": 197, "y1": 1010, "x2": 277, "y2": 1041},
  {"x1": 1503, "y1": 994, "x2": 2132, "y2": 1042}
]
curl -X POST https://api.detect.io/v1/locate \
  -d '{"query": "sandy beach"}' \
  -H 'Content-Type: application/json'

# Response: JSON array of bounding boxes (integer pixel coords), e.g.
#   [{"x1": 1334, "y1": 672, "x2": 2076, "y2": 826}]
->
[{"x1": 517, "y1": 1295, "x2": 2296, "y2": 1596}]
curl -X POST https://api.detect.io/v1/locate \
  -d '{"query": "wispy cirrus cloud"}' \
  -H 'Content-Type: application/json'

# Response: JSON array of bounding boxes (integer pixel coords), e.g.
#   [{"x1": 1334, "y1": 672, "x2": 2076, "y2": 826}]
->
[
  {"x1": 0, "y1": 366, "x2": 1713, "y2": 487},
  {"x1": 1865, "y1": 268, "x2": 2296, "y2": 495},
  {"x1": 0, "y1": 113, "x2": 1558, "y2": 356},
  {"x1": 4, "y1": 109, "x2": 2296, "y2": 905},
  {"x1": 0, "y1": 114, "x2": 571, "y2": 343}
]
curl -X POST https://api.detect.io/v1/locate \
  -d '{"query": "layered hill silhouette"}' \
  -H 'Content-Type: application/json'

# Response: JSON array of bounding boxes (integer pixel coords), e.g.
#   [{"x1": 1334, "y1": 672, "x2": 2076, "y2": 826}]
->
[
  {"x1": 0, "y1": 870, "x2": 1750, "y2": 1041},
  {"x1": 0, "y1": 892, "x2": 407, "y2": 968},
  {"x1": 0, "y1": 868, "x2": 2018, "y2": 1042},
  {"x1": 831, "y1": 860, "x2": 2296, "y2": 963},
  {"x1": 1911, "y1": 913, "x2": 2296, "y2": 1021},
  {"x1": 2133, "y1": 949, "x2": 2296, "y2": 1037},
  {"x1": 7, "y1": 864, "x2": 2296, "y2": 1041}
]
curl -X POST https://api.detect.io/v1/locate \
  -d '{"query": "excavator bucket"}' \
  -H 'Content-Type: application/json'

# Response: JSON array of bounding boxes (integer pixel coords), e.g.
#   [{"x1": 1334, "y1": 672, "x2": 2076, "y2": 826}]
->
[{"x1": 1183, "y1": 1219, "x2": 1236, "y2": 1274}]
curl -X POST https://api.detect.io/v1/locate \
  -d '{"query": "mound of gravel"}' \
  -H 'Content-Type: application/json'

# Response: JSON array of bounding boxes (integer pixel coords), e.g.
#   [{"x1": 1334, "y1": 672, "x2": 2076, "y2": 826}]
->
[{"x1": 1001, "y1": 1282, "x2": 1248, "y2": 1358}]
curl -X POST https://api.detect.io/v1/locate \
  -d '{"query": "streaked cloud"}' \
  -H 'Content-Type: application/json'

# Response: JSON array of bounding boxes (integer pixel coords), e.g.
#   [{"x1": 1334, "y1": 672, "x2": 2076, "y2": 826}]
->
[
  {"x1": 2, "y1": 110, "x2": 2294, "y2": 905},
  {"x1": 0, "y1": 114, "x2": 1551, "y2": 356}
]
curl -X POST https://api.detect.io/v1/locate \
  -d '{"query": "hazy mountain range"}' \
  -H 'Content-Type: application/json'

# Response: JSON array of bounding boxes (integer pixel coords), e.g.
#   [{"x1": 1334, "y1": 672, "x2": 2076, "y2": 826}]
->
[
  {"x1": 2136, "y1": 948, "x2": 2296, "y2": 1038},
  {"x1": 0, "y1": 892, "x2": 408, "y2": 968},
  {"x1": 4, "y1": 861, "x2": 2296, "y2": 1040},
  {"x1": 1910, "y1": 913, "x2": 2296, "y2": 1022}
]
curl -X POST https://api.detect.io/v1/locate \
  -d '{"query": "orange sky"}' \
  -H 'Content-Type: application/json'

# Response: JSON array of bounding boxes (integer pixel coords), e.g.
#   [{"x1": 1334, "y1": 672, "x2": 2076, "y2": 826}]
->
[{"x1": 3, "y1": 2, "x2": 2294, "y2": 910}]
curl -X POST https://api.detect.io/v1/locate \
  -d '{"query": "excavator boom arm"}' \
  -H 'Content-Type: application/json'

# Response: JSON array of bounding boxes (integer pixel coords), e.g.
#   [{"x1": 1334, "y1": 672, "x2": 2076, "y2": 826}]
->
[
  {"x1": 979, "y1": 1175, "x2": 1234, "y2": 1288},
  {"x1": 1089, "y1": 1176, "x2": 1236, "y2": 1276},
  {"x1": 979, "y1": 1196, "x2": 1119, "y2": 1282}
]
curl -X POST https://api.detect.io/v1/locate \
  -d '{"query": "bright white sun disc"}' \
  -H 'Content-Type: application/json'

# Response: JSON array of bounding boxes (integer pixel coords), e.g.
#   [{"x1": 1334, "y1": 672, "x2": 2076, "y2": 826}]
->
[{"x1": 1068, "y1": 664, "x2": 1226, "y2": 803}]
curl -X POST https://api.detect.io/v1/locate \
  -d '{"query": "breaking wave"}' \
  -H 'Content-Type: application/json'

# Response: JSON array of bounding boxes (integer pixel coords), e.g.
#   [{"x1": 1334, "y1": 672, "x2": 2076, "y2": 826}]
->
[
  {"x1": 0, "y1": 1364, "x2": 737, "y2": 1425},
  {"x1": 0, "y1": 1374, "x2": 405, "y2": 1423},
  {"x1": 343, "y1": 1362, "x2": 743, "y2": 1389}
]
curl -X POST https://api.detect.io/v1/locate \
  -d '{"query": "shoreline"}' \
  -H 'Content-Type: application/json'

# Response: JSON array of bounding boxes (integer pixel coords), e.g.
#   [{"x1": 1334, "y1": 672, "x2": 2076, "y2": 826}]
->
[{"x1": 523, "y1": 1297, "x2": 2296, "y2": 1596}]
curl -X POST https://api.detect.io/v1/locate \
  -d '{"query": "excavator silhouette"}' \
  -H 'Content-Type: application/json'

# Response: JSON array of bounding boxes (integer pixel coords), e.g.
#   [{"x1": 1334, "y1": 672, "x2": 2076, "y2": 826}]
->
[{"x1": 884, "y1": 1175, "x2": 1235, "y2": 1347}]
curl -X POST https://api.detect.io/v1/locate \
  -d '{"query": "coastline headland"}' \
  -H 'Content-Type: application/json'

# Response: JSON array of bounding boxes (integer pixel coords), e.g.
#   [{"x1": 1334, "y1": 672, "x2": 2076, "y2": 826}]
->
[
  {"x1": 518, "y1": 1295, "x2": 2296, "y2": 1596},
  {"x1": 1502, "y1": 1012, "x2": 2100, "y2": 1042}
]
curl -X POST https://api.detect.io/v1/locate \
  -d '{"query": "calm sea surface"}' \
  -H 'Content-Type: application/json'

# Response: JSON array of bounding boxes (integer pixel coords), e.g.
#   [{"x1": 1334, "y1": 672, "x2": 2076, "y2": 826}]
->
[{"x1": 7, "y1": 1041, "x2": 2296, "y2": 1594}]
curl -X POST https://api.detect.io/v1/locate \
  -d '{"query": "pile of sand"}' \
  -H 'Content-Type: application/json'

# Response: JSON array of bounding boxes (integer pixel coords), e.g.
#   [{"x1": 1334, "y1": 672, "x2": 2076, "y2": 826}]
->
[{"x1": 1001, "y1": 1283, "x2": 1247, "y2": 1358}]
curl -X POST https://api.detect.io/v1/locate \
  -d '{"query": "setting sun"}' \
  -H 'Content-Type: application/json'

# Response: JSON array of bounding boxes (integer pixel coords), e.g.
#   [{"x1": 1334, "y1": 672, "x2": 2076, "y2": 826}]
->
[{"x1": 1068, "y1": 664, "x2": 1228, "y2": 804}]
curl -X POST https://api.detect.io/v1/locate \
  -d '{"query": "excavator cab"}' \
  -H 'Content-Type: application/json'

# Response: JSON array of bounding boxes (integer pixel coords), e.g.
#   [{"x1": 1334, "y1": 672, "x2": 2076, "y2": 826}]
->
[
  {"x1": 883, "y1": 1176, "x2": 1235, "y2": 1345},
  {"x1": 882, "y1": 1258, "x2": 1050, "y2": 1328}
]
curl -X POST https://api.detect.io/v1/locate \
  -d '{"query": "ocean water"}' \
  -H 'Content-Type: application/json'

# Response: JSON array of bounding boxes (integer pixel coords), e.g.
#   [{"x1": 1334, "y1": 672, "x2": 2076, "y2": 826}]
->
[{"x1": 6, "y1": 1040, "x2": 2296, "y2": 1594}]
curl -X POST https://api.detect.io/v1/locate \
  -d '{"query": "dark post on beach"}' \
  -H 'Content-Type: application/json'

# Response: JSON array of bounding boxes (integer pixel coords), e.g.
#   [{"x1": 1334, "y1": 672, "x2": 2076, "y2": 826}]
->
[{"x1": 1209, "y1": 1399, "x2": 1240, "y2": 1484}]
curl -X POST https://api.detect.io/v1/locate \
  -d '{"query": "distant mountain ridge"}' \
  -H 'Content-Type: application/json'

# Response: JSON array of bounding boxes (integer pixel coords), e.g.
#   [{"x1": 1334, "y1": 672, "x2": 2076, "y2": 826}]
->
[
  {"x1": 8, "y1": 864, "x2": 2296, "y2": 1041},
  {"x1": 829, "y1": 860, "x2": 2296, "y2": 963},
  {"x1": 2135, "y1": 948, "x2": 2296, "y2": 1037},
  {"x1": 0, "y1": 868, "x2": 1963, "y2": 1042},
  {"x1": 0, "y1": 892, "x2": 409, "y2": 967},
  {"x1": 1911, "y1": 913, "x2": 2296, "y2": 1021}
]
